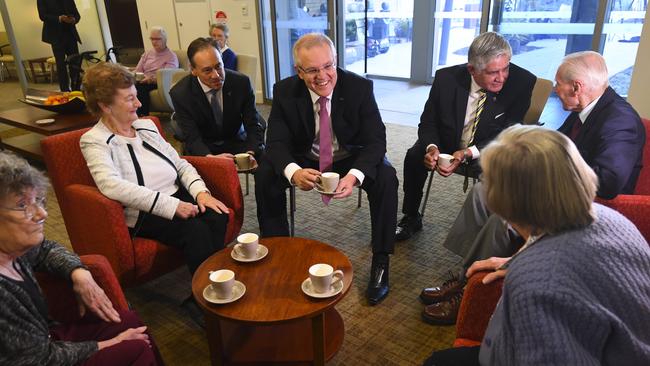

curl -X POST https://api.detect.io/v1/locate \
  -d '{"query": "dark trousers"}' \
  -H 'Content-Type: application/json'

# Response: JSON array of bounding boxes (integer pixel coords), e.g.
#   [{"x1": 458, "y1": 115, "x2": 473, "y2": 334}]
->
[
  {"x1": 422, "y1": 346, "x2": 480, "y2": 366},
  {"x1": 402, "y1": 141, "x2": 481, "y2": 216},
  {"x1": 254, "y1": 154, "x2": 398, "y2": 255},
  {"x1": 50, "y1": 310, "x2": 164, "y2": 366},
  {"x1": 50, "y1": 37, "x2": 79, "y2": 92},
  {"x1": 135, "y1": 82, "x2": 157, "y2": 116},
  {"x1": 209, "y1": 139, "x2": 252, "y2": 155},
  {"x1": 131, "y1": 188, "x2": 228, "y2": 274}
]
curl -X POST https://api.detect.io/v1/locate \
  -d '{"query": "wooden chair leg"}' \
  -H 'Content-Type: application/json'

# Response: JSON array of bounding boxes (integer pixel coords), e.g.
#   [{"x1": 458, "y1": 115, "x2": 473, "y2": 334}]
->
[
  {"x1": 357, "y1": 187, "x2": 362, "y2": 208},
  {"x1": 245, "y1": 172, "x2": 249, "y2": 196}
]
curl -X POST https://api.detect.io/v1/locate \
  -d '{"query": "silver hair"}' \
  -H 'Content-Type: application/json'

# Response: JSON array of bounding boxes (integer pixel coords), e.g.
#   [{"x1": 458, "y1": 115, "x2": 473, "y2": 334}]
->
[
  {"x1": 468, "y1": 32, "x2": 512, "y2": 71},
  {"x1": 209, "y1": 23, "x2": 230, "y2": 38},
  {"x1": 150, "y1": 26, "x2": 168, "y2": 43},
  {"x1": 0, "y1": 152, "x2": 48, "y2": 201},
  {"x1": 558, "y1": 51, "x2": 609, "y2": 92},
  {"x1": 292, "y1": 33, "x2": 337, "y2": 67}
]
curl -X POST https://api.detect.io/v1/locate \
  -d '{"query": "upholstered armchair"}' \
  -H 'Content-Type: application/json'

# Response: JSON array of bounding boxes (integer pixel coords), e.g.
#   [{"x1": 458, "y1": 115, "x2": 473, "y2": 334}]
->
[
  {"x1": 454, "y1": 118, "x2": 650, "y2": 346},
  {"x1": 41, "y1": 116, "x2": 244, "y2": 287},
  {"x1": 36, "y1": 254, "x2": 129, "y2": 324}
]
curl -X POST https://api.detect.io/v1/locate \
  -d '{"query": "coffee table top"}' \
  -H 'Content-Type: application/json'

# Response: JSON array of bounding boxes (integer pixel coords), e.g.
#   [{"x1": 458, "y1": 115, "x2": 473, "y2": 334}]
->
[
  {"x1": 192, "y1": 237, "x2": 353, "y2": 324},
  {"x1": 0, "y1": 106, "x2": 96, "y2": 135}
]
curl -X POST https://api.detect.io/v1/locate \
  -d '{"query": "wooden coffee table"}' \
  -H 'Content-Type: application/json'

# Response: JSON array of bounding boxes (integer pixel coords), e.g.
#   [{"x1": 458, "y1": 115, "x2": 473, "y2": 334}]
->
[
  {"x1": 0, "y1": 106, "x2": 96, "y2": 160},
  {"x1": 192, "y1": 237, "x2": 353, "y2": 366}
]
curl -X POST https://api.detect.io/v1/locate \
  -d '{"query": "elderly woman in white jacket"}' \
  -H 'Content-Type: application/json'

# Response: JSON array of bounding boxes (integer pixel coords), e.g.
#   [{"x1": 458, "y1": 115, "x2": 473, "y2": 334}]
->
[{"x1": 80, "y1": 62, "x2": 229, "y2": 278}]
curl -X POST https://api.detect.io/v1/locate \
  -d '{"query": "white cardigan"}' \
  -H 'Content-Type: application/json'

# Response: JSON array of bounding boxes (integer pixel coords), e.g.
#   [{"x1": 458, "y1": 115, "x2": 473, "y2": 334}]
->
[{"x1": 80, "y1": 118, "x2": 209, "y2": 228}]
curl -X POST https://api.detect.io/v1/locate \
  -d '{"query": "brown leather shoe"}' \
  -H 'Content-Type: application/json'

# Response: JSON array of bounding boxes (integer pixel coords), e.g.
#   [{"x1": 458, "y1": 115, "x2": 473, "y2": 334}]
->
[
  {"x1": 421, "y1": 291, "x2": 463, "y2": 325},
  {"x1": 419, "y1": 271, "x2": 465, "y2": 305}
]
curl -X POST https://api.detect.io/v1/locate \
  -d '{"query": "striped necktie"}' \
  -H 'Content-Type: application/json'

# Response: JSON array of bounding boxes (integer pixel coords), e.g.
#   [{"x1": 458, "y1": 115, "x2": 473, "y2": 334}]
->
[{"x1": 467, "y1": 89, "x2": 487, "y2": 146}]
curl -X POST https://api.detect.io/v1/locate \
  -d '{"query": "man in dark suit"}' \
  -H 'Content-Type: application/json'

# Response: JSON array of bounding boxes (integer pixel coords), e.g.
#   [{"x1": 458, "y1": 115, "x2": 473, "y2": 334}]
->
[
  {"x1": 170, "y1": 37, "x2": 264, "y2": 158},
  {"x1": 255, "y1": 33, "x2": 398, "y2": 305},
  {"x1": 37, "y1": 0, "x2": 81, "y2": 92},
  {"x1": 420, "y1": 51, "x2": 645, "y2": 325},
  {"x1": 396, "y1": 32, "x2": 536, "y2": 241}
]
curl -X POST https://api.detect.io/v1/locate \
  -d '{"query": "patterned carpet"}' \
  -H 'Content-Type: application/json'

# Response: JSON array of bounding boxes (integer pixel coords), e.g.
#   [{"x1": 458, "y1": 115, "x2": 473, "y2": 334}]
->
[{"x1": 31, "y1": 106, "x2": 474, "y2": 365}]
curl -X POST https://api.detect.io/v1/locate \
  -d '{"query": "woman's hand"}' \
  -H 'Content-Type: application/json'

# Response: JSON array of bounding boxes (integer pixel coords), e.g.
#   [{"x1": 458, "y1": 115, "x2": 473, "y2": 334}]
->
[
  {"x1": 465, "y1": 256, "x2": 511, "y2": 284},
  {"x1": 71, "y1": 268, "x2": 121, "y2": 323},
  {"x1": 175, "y1": 201, "x2": 199, "y2": 219},
  {"x1": 197, "y1": 191, "x2": 230, "y2": 214},
  {"x1": 98, "y1": 326, "x2": 150, "y2": 350}
]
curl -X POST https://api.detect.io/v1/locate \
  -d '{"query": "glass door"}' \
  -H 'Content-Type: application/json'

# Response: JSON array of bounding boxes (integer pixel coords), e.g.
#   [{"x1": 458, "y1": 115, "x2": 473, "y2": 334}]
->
[
  {"x1": 341, "y1": 0, "x2": 414, "y2": 78},
  {"x1": 432, "y1": 0, "x2": 484, "y2": 72},
  {"x1": 259, "y1": 0, "x2": 333, "y2": 100}
]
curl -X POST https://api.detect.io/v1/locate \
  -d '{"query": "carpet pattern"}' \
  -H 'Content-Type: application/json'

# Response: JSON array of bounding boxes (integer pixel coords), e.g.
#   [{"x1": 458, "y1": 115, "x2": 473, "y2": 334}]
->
[{"x1": 34, "y1": 109, "x2": 476, "y2": 365}]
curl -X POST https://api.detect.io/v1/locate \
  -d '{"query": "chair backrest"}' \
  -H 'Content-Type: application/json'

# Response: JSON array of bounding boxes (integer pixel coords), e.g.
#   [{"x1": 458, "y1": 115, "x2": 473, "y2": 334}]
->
[
  {"x1": 236, "y1": 53, "x2": 257, "y2": 91},
  {"x1": 522, "y1": 77, "x2": 553, "y2": 124},
  {"x1": 41, "y1": 117, "x2": 164, "y2": 208},
  {"x1": 0, "y1": 31, "x2": 12, "y2": 56},
  {"x1": 173, "y1": 49, "x2": 190, "y2": 70},
  {"x1": 633, "y1": 118, "x2": 650, "y2": 195}
]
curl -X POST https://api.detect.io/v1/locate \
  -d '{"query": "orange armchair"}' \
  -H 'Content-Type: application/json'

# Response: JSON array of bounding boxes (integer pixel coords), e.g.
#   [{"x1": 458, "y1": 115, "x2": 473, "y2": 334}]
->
[
  {"x1": 41, "y1": 116, "x2": 244, "y2": 287},
  {"x1": 454, "y1": 118, "x2": 650, "y2": 347},
  {"x1": 36, "y1": 255, "x2": 129, "y2": 324}
]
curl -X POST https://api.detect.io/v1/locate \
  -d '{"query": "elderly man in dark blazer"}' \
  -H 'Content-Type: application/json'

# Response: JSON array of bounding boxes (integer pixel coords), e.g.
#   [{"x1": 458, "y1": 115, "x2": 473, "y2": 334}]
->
[
  {"x1": 396, "y1": 32, "x2": 536, "y2": 242},
  {"x1": 170, "y1": 37, "x2": 264, "y2": 158},
  {"x1": 37, "y1": 0, "x2": 81, "y2": 92},
  {"x1": 420, "y1": 51, "x2": 645, "y2": 326},
  {"x1": 255, "y1": 33, "x2": 398, "y2": 305}
]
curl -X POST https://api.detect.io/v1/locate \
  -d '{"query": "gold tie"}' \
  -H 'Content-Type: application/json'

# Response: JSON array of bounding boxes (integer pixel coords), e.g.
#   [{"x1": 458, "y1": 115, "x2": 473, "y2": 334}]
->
[
  {"x1": 463, "y1": 89, "x2": 486, "y2": 193},
  {"x1": 467, "y1": 89, "x2": 486, "y2": 146}
]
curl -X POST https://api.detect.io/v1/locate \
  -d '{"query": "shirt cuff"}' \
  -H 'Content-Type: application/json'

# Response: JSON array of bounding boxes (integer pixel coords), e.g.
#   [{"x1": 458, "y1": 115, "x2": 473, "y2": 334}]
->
[
  {"x1": 284, "y1": 163, "x2": 302, "y2": 184},
  {"x1": 468, "y1": 146, "x2": 480, "y2": 160},
  {"x1": 426, "y1": 144, "x2": 438, "y2": 153},
  {"x1": 348, "y1": 169, "x2": 365, "y2": 186}
]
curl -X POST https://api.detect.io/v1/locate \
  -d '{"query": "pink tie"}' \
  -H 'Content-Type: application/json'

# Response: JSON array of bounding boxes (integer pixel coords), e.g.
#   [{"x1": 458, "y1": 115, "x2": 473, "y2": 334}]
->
[{"x1": 318, "y1": 96, "x2": 333, "y2": 204}]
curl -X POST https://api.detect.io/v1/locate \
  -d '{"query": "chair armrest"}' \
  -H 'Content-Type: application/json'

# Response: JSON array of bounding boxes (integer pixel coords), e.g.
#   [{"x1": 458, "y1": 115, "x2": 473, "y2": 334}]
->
[
  {"x1": 36, "y1": 254, "x2": 128, "y2": 324},
  {"x1": 0, "y1": 43, "x2": 9, "y2": 57},
  {"x1": 184, "y1": 156, "x2": 244, "y2": 243},
  {"x1": 63, "y1": 184, "x2": 136, "y2": 283},
  {"x1": 454, "y1": 271, "x2": 504, "y2": 347},
  {"x1": 596, "y1": 194, "x2": 650, "y2": 244}
]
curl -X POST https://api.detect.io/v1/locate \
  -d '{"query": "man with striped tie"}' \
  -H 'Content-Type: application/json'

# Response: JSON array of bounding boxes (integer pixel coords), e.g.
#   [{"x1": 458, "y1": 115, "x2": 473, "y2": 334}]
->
[{"x1": 396, "y1": 32, "x2": 536, "y2": 242}]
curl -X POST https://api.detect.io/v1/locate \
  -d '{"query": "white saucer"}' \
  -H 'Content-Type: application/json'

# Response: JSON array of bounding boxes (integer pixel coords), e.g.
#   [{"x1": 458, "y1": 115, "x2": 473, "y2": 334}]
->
[
  {"x1": 301, "y1": 278, "x2": 344, "y2": 298},
  {"x1": 35, "y1": 118, "x2": 55, "y2": 125},
  {"x1": 314, "y1": 187, "x2": 340, "y2": 196},
  {"x1": 230, "y1": 244, "x2": 269, "y2": 262},
  {"x1": 203, "y1": 281, "x2": 246, "y2": 304}
]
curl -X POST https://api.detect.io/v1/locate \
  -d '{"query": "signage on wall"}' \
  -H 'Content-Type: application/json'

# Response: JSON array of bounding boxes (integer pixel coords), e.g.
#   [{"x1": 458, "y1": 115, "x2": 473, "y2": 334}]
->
[{"x1": 215, "y1": 10, "x2": 227, "y2": 24}]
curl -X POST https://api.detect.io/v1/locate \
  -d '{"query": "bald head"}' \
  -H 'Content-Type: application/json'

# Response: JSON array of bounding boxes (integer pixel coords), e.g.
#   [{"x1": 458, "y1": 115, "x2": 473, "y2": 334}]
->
[{"x1": 554, "y1": 51, "x2": 609, "y2": 112}]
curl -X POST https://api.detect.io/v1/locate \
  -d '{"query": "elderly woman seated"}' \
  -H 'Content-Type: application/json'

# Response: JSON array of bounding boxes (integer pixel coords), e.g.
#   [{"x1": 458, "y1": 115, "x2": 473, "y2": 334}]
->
[
  {"x1": 209, "y1": 23, "x2": 237, "y2": 70},
  {"x1": 423, "y1": 125, "x2": 650, "y2": 365},
  {"x1": 80, "y1": 62, "x2": 230, "y2": 320},
  {"x1": 0, "y1": 152, "x2": 163, "y2": 365},
  {"x1": 134, "y1": 26, "x2": 179, "y2": 116}
]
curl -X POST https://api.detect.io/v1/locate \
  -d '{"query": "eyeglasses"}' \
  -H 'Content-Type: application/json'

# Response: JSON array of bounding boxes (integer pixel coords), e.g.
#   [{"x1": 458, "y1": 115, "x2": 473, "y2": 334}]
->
[
  {"x1": 150, "y1": 37, "x2": 163, "y2": 41},
  {"x1": 298, "y1": 62, "x2": 336, "y2": 77},
  {"x1": 0, "y1": 196, "x2": 47, "y2": 220}
]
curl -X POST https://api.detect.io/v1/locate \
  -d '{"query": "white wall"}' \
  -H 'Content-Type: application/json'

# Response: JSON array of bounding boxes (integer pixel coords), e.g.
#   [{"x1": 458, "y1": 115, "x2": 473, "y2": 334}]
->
[
  {"x1": 5, "y1": 0, "x2": 105, "y2": 61},
  {"x1": 208, "y1": 0, "x2": 263, "y2": 101},
  {"x1": 628, "y1": 10, "x2": 650, "y2": 119}
]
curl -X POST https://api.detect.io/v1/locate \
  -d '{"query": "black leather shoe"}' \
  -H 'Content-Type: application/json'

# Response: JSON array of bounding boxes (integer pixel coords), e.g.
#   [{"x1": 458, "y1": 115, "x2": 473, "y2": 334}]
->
[
  {"x1": 367, "y1": 261, "x2": 389, "y2": 305},
  {"x1": 395, "y1": 214, "x2": 423, "y2": 241}
]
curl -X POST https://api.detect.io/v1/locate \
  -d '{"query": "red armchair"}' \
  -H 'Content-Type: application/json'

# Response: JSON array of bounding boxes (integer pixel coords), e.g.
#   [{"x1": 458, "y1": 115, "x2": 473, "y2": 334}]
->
[
  {"x1": 36, "y1": 255, "x2": 129, "y2": 324},
  {"x1": 454, "y1": 118, "x2": 650, "y2": 347},
  {"x1": 41, "y1": 116, "x2": 244, "y2": 287}
]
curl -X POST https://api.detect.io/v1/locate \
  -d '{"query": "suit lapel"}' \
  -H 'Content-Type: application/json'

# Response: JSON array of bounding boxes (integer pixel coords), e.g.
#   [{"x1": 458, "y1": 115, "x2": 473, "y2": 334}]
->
[
  {"x1": 191, "y1": 77, "x2": 214, "y2": 125},
  {"x1": 575, "y1": 87, "x2": 615, "y2": 143},
  {"x1": 296, "y1": 84, "x2": 315, "y2": 140},
  {"x1": 330, "y1": 79, "x2": 345, "y2": 142},
  {"x1": 455, "y1": 71, "x2": 471, "y2": 143}
]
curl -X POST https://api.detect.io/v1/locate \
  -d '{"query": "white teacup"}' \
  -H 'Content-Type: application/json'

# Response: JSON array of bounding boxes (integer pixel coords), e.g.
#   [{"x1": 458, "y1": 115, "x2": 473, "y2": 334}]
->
[
  {"x1": 209, "y1": 269, "x2": 235, "y2": 299},
  {"x1": 316, "y1": 172, "x2": 340, "y2": 193},
  {"x1": 437, "y1": 153, "x2": 455, "y2": 169},
  {"x1": 308, "y1": 263, "x2": 344, "y2": 294},
  {"x1": 235, "y1": 153, "x2": 251, "y2": 170},
  {"x1": 234, "y1": 233, "x2": 259, "y2": 259},
  {"x1": 134, "y1": 72, "x2": 145, "y2": 82}
]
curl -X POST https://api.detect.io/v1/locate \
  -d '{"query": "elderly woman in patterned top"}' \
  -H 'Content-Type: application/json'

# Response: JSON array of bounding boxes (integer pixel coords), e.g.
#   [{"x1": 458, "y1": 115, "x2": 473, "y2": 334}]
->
[{"x1": 0, "y1": 151, "x2": 163, "y2": 365}]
